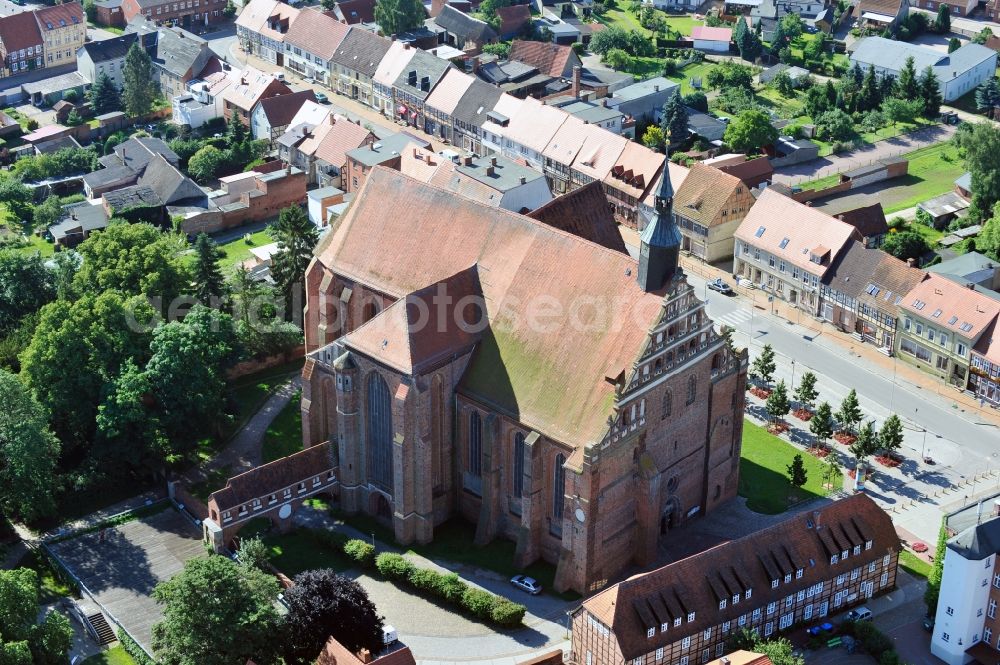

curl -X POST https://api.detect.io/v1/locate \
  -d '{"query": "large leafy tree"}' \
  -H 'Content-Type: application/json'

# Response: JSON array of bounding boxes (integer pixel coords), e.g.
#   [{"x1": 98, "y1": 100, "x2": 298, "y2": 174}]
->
[
  {"x1": 0, "y1": 250, "x2": 55, "y2": 333},
  {"x1": 152, "y1": 556, "x2": 282, "y2": 665},
  {"x1": 187, "y1": 145, "x2": 225, "y2": 184},
  {"x1": 374, "y1": 0, "x2": 426, "y2": 37},
  {"x1": 724, "y1": 109, "x2": 778, "y2": 153},
  {"x1": 122, "y1": 42, "x2": 158, "y2": 118},
  {"x1": 192, "y1": 233, "x2": 226, "y2": 305},
  {"x1": 589, "y1": 25, "x2": 656, "y2": 57},
  {"x1": 88, "y1": 71, "x2": 122, "y2": 115},
  {"x1": 882, "y1": 230, "x2": 930, "y2": 262},
  {"x1": 954, "y1": 121, "x2": 1000, "y2": 218},
  {"x1": 73, "y1": 222, "x2": 190, "y2": 309},
  {"x1": 270, "y1": 205, "x2": 319, "y2": 321},
  {"x1": 0, "y1": 370, "x2": 60, "y2": 522},
  {"x1": 282, "y1": 569, "x2": 385, "y2": 665},
  {"x1": 0, "y1": 569, "x2": 74, "y2": 663}
]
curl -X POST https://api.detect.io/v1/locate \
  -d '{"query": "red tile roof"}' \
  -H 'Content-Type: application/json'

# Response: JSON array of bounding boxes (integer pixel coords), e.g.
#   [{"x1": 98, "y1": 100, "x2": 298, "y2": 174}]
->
[
  {"x1": 527, "y1": 180, "x2": 627, "y2": 254},
  {"x1": 899, "y1": 273, "x2": 999, "y2": 340},
  {"x1": 317, "y1": 637, "x2": 416, "y2": 665},
  {"x1": 284, "y1": 7, "x2": 350, "y2": 61},
  {"x1": 835, "y1": 203, "x2": 889, "y2": 240},
  {"x1": 209, "y1": 441, "x2": 334, "y2": 511},
  {"x1": 34, "y1": 2, "x2": 84, "y2": 31},
  {"x1": 312, "y1": 115, "x2": 375, "y2": 167},
  {"x1": 509, "y1": 39, "x2": 576, "y2": 77},
  {"x1": 673, "y1": 162, "x2": 744, "y2": 228},
  {"x1": 496, "y1": 4, "x2": 530, "y2": 36},
  {"x1": 580, "y1": 494, "x2": 898, "y2": 661},
  {"x1": 334, "y1": 0, "x2": 376, "y2": 23},
  {"x1": 0, "y1": 11, "x2": 42, "y2": 55},
  {"x1": 690, "y1": 25, "x2": 732, "y2": 41},
  {"x1": 257, "y1": 89, "x2": 316, "y2": 128},
  {"x1": 716, "y1": 156, "x2": 773, "y2": 188}
]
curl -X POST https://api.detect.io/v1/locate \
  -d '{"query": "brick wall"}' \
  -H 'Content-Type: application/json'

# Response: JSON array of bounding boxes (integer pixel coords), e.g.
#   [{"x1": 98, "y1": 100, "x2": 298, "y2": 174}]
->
[{"x1": 225, "y1": 345, "x2": 305, "y2": 380}]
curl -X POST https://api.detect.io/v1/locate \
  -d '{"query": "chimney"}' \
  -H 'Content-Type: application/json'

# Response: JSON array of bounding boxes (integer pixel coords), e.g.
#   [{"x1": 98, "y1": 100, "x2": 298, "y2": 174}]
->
[
  {"x1": 970, "y1": 283, "x2": 977, "y2": 290},
  {"x1": 906, "y1": 257, "x2": 916, "y2": 267},
  {"x1": 402, "y1": 41, "x2": 411, "y2": 49},
  {"x1": 357, "y1": 649, "x2": 373, "y2": 664},
  {"x1": 571, "y1": 65, "x2": 581, "y2": 99},
  {"x1": 490, "y1": 156, "x2": 497, "y2": 166},
  {"x1": 486, "y1": 165, "x2": 495, "y2": 176},
  {"x1": 285, "y1": 163, "x2": 291, "y2": 175},
  {"x1": 463, "y1": 156, "x2": 473, "y2": 166},
  {"x1": 329, "y1": 114, "x2": 336, "y2": 125},
  {"x1": 519, "y1": 176, "x2": 526, "y2": 184}
]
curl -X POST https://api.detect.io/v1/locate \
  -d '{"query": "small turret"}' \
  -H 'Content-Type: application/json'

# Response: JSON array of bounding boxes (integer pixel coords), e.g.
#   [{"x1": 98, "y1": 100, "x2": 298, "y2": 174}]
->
[{"x1": 636, "y1": 169, "x2": 681, "y2": 293}]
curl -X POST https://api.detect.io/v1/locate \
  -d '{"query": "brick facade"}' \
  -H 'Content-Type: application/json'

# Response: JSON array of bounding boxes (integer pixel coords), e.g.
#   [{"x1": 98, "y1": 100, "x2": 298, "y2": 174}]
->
[{"x1": 122, "y1": 0, "x2": 228, "y2": 28}]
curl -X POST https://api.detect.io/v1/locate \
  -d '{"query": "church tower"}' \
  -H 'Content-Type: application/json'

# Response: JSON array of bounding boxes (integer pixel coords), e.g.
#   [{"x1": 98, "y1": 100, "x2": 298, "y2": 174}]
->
[{"x1": 636, "y1": 168, "x2": 681, "y2": 293}]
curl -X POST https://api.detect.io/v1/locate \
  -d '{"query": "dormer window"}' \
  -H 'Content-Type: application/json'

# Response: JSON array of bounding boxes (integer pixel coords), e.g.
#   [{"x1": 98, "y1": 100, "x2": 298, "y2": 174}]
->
[
  {"x1": 745, "y1": 589, "x2": 752, "y2": 600},
  {"x1": 842, "y1": 550, "x2": 848, "y2": 560},
  {"x1": 853, "y1": 545, "x2": 861, "y2": 556},
  {"x1": 784, "y1": 573, "x2": 791, "y2": 583},
  {"x1": 660, "y1": 622, "x2": 668, "y2": 632},
  {"x1": 647, "y1": 627, "x2": 655, "y2": 638},
  {"x1": 865, "y1": 540, "x2": 873, "y2": 550},
  {"x1": 771, "y1": 579, "x2": 779, "y2": 589},
  {"x1": 719, "y1": 599, "x2": 727, "y2": 610},
  {"x1": 687, "y1": 612, "x2": 695, "y2": 623},
  {"x1": 732, "y1": 594, "x2": 739, "y2": 604},
  {"x1": 831, "y1": 554, "x2": 839, "y2": 564},
  {"x1": 796, "y1": 568, "x2": 803, "y2": 579},
  {"x1": 673, "y1": 617, "x2": 682, "y2": 628}
]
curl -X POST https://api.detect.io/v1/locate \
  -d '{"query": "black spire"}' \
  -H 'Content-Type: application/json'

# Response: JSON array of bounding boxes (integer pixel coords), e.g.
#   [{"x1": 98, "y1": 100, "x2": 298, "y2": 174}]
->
[{"x1": 636, "y1": 168, "x2": 681, "y2": 293}]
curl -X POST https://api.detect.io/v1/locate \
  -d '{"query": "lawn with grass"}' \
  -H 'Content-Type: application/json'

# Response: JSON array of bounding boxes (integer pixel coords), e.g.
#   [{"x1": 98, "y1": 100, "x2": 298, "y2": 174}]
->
[
  {"x1": 903, "y1": 220, "x2": 945, "y2": 246},
  {"x1": 898, "y1": 550, "x2": 932, "y2": 580},
  {"x1": 227, "y1": 360, "x2": 304, "y2": 427},
  {"x1": 263, "y1": 530, "x2": 350, "y2": 576},
  {"x1": 16, "y1": 549, "x2": 77, "y2": 602},
  {"x1": 262, "y1": 389, "x2": 303, "y2": 463},
  {"x1": 880, "y1": 142, "x2": 965, "y2": 214},
  {"x1": 82, "y1": 647, "x2": 137, "y2": 665},
  {"x1": 739, "y1": 420, "x2": 839, "y2": 514},
  {"x1": 215, "y1": 228, "x2": 273, "y2": 272},
  {"x1": 667, "y1": 61, "x2": 715, "y2": 96}
]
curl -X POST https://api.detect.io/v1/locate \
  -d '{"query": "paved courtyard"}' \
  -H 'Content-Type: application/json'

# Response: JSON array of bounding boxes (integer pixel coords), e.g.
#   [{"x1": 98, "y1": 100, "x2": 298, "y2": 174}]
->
[{"x1": 48, "y1": 507, "x2": 206, "y2": 653}]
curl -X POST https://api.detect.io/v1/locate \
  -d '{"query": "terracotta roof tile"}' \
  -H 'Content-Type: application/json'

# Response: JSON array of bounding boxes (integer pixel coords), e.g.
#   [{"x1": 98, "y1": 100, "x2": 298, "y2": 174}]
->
[
  {"x1": 373, "y1": 41, "x2": 418, "y2": 87},
  {"x1": 509, "y1": 39, "x2": 576, "y2": 77},
  {"x1": 604, "y1": 141, "x2": 665, "y2": 200},
  {"x1": 311, "y1": 115, "x2": 375, "y2": 166},
  {"x1": 425, "y1": 67, "x2": 477, "y2": 116},
  {"x1": 209, "y1": 442, "x2": 334, "y2": 510},
  {"x1": 223, "y1": 66, "x2": 290, "y2": 112},
  {"x1": 570, "y1": 122, "x2": 628, "y2": 181},
  {"x1": 317, "y1": 637, "x2": 416, "y2": 665},
  {"x1": 581, "y1": 494, "x2": 898, "y2": 661},
  {"x1": 315, "y1": 168, "x2": 664, "y2": 444},
  {"x1": 716, "y1": 156, "x2": 773, "y2": 188},
  {"x1": 734, "y1": 189, "x2": 860, "y2": 276},
  {"x1": 835, "y1": 203, "x2": 889, "y2": 240},
  {"x1": 502, "y1": 96, "x2": 568, "y2": 154},
  {"x1": 0, "y1": 11, "x2": 42, "y2": 53},
  {"x1": 823, "y1": 241, "x2": 926, "y2": 315},
  {"x1": 900, "y1": 273, "x2": 999, "y2": 340},
  {"x1": 974, "y1": 318, "x2": 1000, "y2": 365},
  {"x1": 527, "y1": 180, "x2": 627, "y2": 254},
  {"x1": 284, "y1": 8, "x2": 350, "y2": 61},
  {"x1": 235, "y1": 0, "x2": 278, "y2": 32},
  {"x1": 333, "y1": 0, "x2": 376, "y2": 24},
  {"x1": 34, "y1": 2, "x2": 84, "y2": 32},
  {"x1": 672, "y1": 163, "x2": 744, "y2": 228},
  {"x1": 496, "y1": 4, "x2": 530, "y2": 36},
  {"x1": 541, "y1": 114, "x2": 587, "y2": 166},
  {"x1": 690, "y1": 25, "x2": 731, "y2": 41}
]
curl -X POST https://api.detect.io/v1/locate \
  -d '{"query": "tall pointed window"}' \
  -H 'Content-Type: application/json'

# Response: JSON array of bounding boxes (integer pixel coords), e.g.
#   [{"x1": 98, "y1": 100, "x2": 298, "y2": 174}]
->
[
  {"x1": 661, "y1": 390, "x2": 672, "y2": 420},
  {"x1": 513, "y1": 433, "x2": 525, "y2": 497},
  {"x1": 366, "y1": 373, "x2": 393, "y2": 491},
  {"x1": 686, "y1": 375, "x2": 697, "y2": 405},
  {"x1": 553, "y1": 454, "x2": 566, "y2": 520},
  {"x1": 468, "y1": 411, "x2": 482, "y2": 477}
]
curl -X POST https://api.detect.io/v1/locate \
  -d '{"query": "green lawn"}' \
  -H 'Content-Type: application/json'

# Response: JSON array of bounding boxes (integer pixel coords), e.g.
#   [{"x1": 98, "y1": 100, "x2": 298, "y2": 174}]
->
[
  {"x1": 904, "y1": 220, "x2": 946, "y2": 246},
  {"x1": 263, "y1": 530, "x2": 350, "y2": 576},
  {"x1": 596, "y1": 9, "x2": 701, "y2": 39},
  {"x1": 898, "y1": 550, "x2": 932, "y2": 580},
  {"x1": 667, "y1": 61, "x2": 716, "y2": 96},
  {"x1": 16, "y1": 549, "x2": 77, "y2": 602},
  {"x1": 226, "y1": 359, "x2": 304, "y2": 427},
  {"x1": 739, "y1": 421, "x2": 840, "y2": 515},
  {"x1": 881, "y1": 142, "x2": 965, "y2": 214},
  {"x1": 215, "y1": 228, "x2": 274, "y2": 273},
  {"x1": 82, "y1": 647, "x2": 137, "y2": 665},
  {"x1": 262, "y1": 389, "x2": 303, "y2": 463}
]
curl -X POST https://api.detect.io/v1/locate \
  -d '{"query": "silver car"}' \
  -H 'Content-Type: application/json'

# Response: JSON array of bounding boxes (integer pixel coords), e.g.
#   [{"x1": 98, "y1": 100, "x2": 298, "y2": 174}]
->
[{"x1": 510, "y1": 575, "x2": 542, "y2": 595}]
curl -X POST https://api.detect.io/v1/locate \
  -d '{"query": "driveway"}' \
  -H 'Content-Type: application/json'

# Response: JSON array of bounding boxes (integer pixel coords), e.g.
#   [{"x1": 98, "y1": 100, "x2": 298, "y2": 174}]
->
[{"x1": 772, "y1": 125, "x2": 958, "y2": 187}]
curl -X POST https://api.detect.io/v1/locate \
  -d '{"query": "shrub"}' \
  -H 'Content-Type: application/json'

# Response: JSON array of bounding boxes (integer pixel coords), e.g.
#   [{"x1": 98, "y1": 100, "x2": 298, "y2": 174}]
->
[
  {"x1": 879, "y1": 651, "x2": 901, "y2": 665},
  {"x1": 407, "y1": 567, "x2": 442, "y2": 593},
  {"x1": 490, "y1": 599, "x2": 527, "y2": 627},
  {"x1": 375, "y1": 552, "x2": 415, "y2": 580},
  {"x1": 117, "y1": 628, "x2": 156, "y2": 665},
  {"x1": 854, "y1": 621, "x2": 894, "y2": 659},
  {"x1": 437, "y1": 572, "x2": 468, "y2": 603},
  {"x1": 461, "y1": 587, "x2": 496, "y2": 620},
  {"x1": 343, "y1": 539, "x2": 375, "y2": 568}
]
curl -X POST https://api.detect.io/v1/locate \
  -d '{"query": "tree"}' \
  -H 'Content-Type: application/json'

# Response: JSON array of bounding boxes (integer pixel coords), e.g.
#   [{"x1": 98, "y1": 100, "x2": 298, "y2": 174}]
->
[
  {"x1": 809, "y1": 401, "x2": 834, "y2": 445},
  {"x1": 589, "y1": 25, "x2": 655, "y2": 57},
  {"x1": 706, "y1": 61, "x2": 754, "y2": 90},
  {"x1": 187, "y1": 145, "x2": 225, "y2": 183},
  {"x1": 0, "y1": 370, "x2": 60, "y2": 522},
  {"x1": 822, "y1": 454, "x2": 842, "y2": 489},
  {"x1": 882, "y1": 230, "x2": 930, "y2": 262},
  {"x1": 973, "y1": 26, "x2": 994, "y2": 44},
  {"x1": 641, "y1": 124, "x2": 665, "y2": 150},
  {"x1": 836, "y1": 390, "x2": 863, "y2": 434},
  {"x1": 0, "y1": 568, "x2": 73, "y2": 663},
  {"x1": 236, "y1": 535, "x2": 271, "y2": 571},
  {"x1": 858, "y1": 64, "x2": 880, "y2": 113},
  {"x1": 0, "y1": 250, "x2": 55, "y2": 333},
  {"x1": 879, "y1": 414, "x2": 904, "y2": 456},
  {"x1": 750, "y1": 344, "x2": 776, "y2": 387},
  {"x1": 779, "y1": 12, "x2": 803, "y2": 39},
  {"x1": 786, "y1": 454, "x2": 808, "y2": 493},
  {"x1": 269, "y1": 205, "x2": 320, "y2": 320},
  {"x1": 948, "y1": 36, "x2": 961, "y2": 53},
  {"x1": 83, "y1": 0, "x2": 97, "y2": 21},
  {"x1": 373, "y1": 0, "x2": 425, "y2": 37},
  {"x1": 754, "y1": 637, "x2": 805, "y2": 665},
  {"x1": 849, "y1": 420, "x2": 878, "y2": 462},
  {"x1": 773, "y1": 71, "x2": 795, "y2": 97},
  {"x1": 661, "y1": 93, "x2": 689, "y2": 145},
  {"x1": 896, "y1": 55, "x2": 919, "y2": 100},
  {"x1": 925, "y1": 520, "x2": 947, "y2": 614},
  {"x1": 0, "y1": 175, "x2": 33, "y2": 220},
  {"x1": 282, "y1": 569, "x2": 385, "y2": 665},
  {"x1": 976, "y1": 78, "x2": 1000, "y2": 114},
  {"x1": 152, "y1": 556, "x2": 282, "y2": 665},
  {"x1": 769, "y1": 19, "x2": 787, "y2": 55},
  {"x1": 603, "y1": 48, "x2": 632, "y2": 71},
  {"x1": 122, "y1": 42, "x2": 158, "y2": 118},
  {"x1": 919, "y1": 66, "x2": 942, "y2": 118},
  {"x1": 724, "y1": 109, "x2": 778, "y2": 153},
  {"x1": 734, "y1": 15, "x2": 748, "y2": 55},
  {"x1": 935, "y1": 4, "x2": 951, "y2": 33},
  {"x1": 816, "y1": 108, "x2": 854, "y2": 141},
  {"x1": 861, "y1": 109, "x2": 887, "y2": 135},
  {"x1": 794, "y1": 371, "x2": 818, "y2": 410},
  {"x1": 192, "y1": 233, "x2": 226, "y2": 305},
  {"x1": 954, "y1": 122, "x2": 1000, "y2": 217},
  {"x1": 683, "y1": 91, "x2": 708, "y2": 113},
  {"x1": 766, "y1": 380, "x2": 790, "y2": 424},
  {"x1": 882, "y1": 97, "x2": 922, "y2": 127}
]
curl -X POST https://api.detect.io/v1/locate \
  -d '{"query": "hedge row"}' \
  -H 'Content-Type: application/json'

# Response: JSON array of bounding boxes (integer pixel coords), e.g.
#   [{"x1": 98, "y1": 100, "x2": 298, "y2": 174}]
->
[
  {"x1": 842, "y1": 620, "x2": 899, "y2": 665},
  {"x1": 117, "y1": 627, "x2": 157, "y2": 665},
  {"x1": 374, "y1": 552, "x2": 526, "y2": 628}
]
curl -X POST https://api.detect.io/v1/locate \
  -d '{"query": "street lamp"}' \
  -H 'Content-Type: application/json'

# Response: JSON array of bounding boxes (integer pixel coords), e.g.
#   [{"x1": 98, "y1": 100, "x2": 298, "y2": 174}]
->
[{"x1": 791, "y1": 359, "x2": 797, "y2": 392}]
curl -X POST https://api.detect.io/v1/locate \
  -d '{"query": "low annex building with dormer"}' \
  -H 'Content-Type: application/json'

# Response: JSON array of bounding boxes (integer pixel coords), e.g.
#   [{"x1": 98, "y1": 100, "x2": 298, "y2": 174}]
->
[{"x1": 293, "y1": 166, "x2": 747, "y2": 594}]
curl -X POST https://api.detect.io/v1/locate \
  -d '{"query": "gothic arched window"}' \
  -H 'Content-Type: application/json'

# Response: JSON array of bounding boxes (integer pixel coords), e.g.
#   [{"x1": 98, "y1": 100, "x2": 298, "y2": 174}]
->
[
  {"x1": 366, "y1": 373, "x2": 393, "y2": 491},
  {"x1": 687, "y1": 375, "x2": 697, "y2": 405},
  {"x1": 513, "y1": 432, "x2": 525, "y2": 497},
  {"x1": 468, "y1": 411, "x2": 482, "y2": 477},
  {"x1": 661, "y1": 390, "x2": 672, "y2": 420},
  {"x1": 552, "y1": 453, "x2": 565, "y2": 520}
]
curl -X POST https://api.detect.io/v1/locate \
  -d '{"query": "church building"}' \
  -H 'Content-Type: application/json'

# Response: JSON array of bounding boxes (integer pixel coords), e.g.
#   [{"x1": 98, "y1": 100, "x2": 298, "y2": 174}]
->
[{"x1": 298, "y1": 166, "x2": 748, "y2": 594}]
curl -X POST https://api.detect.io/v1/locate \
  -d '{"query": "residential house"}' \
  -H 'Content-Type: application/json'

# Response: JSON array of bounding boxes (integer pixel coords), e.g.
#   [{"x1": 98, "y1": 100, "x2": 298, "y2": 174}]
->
[
  {"x1": 854, "y1": 0, "x2": 908, "y2": 30},
  {"x1": 928, "y1": 252, "x2": 1000, "y2": 292},
  {"x1": 758, "y1": 63, "x2": 811, "y2": 86},
  {"x1": 541, "y1": 114, "x2": 590, "y2": 195},
  {"x1": 496, "y1": 4, "x2": 531, "y2": 40},
  {"x1": 604, "y1": 141, "x2": 665, "y2": 230},
  {"x1": 895, "y1": 273, "x2": 1000, "y2": 388},
  {"x1": 713, "y1": 155, "x2": 773, "y2": 189},
  {"x1": 834, "y1": 203, "x2": 889, "y2": 249},
  {"x1": 449, "y1": 78, "x2": 503, "y2": 154},
  {"x1": 819, "y1": 240, "x2": 927, "y2": 350},
  {"x1": 251, "y1": 89, "x2": 317, "y2": 144},
  {"x1": 607, "y1": 77, "x2": 680, "y2": 124},
  {"x1": 121, "y1": 0, "x2": 228, "y2": 29},
  {"x1": 221, "y1": 65, "x2": 292, "y2": 126},
  {"x1": 424, "y1": 67, "x2": 476, "y2": 141},
  {"x1": 82, "y1": 136, "x2": 181, "y2": 198},
  {"x1": 127, "y1": 19, "x2": 222, "y2": 101},
  {"x1": 283, "y1": 8, "x2": 350, "y2": 86},
  {"x1": 93, "y1": 0, "x2": 127, "y2": 28},
  {"x1": 476, "y1": 57, "x2": 555, "y2": 97},
  {"x1": 0, "y1": 11, "x2": 44, "y2": 78},
  {"x1": 35, "y1": 3, "x2": 86, "y2": 70},
  {"x1": 343, "y1": 131, "x2": 429, "y2": 193},
  {"x1": 507, "y1": 39, "x2": 581, "y2": 79},
  {"x1": 295, "y1": 165, "x2": 746, "y2": 595},
  {"x1": 307, "y1": 186, "x2": 346, "y2": 227},
  {"x1": 434, "y1": 5, "x2": 497, "y2": 54},
  {"x1": 316, "y1": 633, "x2": 416, "y2": 665},
  {"x1": 372, "y1": 41, "x2": 419, "y2": 117},
  {"x1": 330, "y1": 27, "x2": 391, "y2": 107},
  {"x1": 328, "y1": 0, "x2": 377, "y2": 24},
  {"x1": 571, "y1": 494, "x2": 898, "y2": 665},
  {"x1": 931, "y1": 513, "x2": 1000, "y2": 664},
  {"x1": 77, "y1": 33, "x2": 138, "y2": 89},
  {"x1": 390, "y1": 49, "x2": 452, "y2": 131},
  {"x1": 500, "y1": 95, "x2": 567, "y2": 170},
  {"x1": 690, "y1": 25, "x2": 732, "y2": 53},
  {"x1": 278, "y1": 106, "x2": 375, "y2": 186},
  {"x1": 971, "y1": 319, "x2": 1000, "y2": 407},
  {"x1": 914, "y1": 0, "x2": 976, "y2": 19},
  {"x1": 49, "y1": 199, "x2": 111, "y2": 247},
  {"x1": 235, "y1": 0, "x2": 299, "y2": 66},
  {"x1": 671, "y1": 163, "x2": 755, "y2": 262},
  {"x1": 850, "y1": 37, "x2": 996, "y2": 102},
  {"x1": 734, "y1": 189, "x2": 861, "y2": 315},
  {"x1": 173, "y1": 69, "x2": 235, "y2": 128},
  {"x1": 751, "y1": 0, "x2": 829, "y2": 32},
  {"x1": 550, "y1": 97, "x2": 624, "y2": 134}
]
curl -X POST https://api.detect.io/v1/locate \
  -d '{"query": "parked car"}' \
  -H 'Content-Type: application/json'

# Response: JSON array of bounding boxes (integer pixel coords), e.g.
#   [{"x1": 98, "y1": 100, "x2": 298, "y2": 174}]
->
[
  {"x1": 510, "y1": 575, "x2": 542, "y2": 595},
  {"x1": 846, "y1": 607, "x2": 873, "y2": 622},
  {"x1": 707, "y1": 278, "x2": 734, "y2": 295},
  {"x1": 275, "y1": 72, "x2": 285, "y2": 81},
  {"x1": 315, "y1": 92, "x2": 329, "y2": 104}
]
